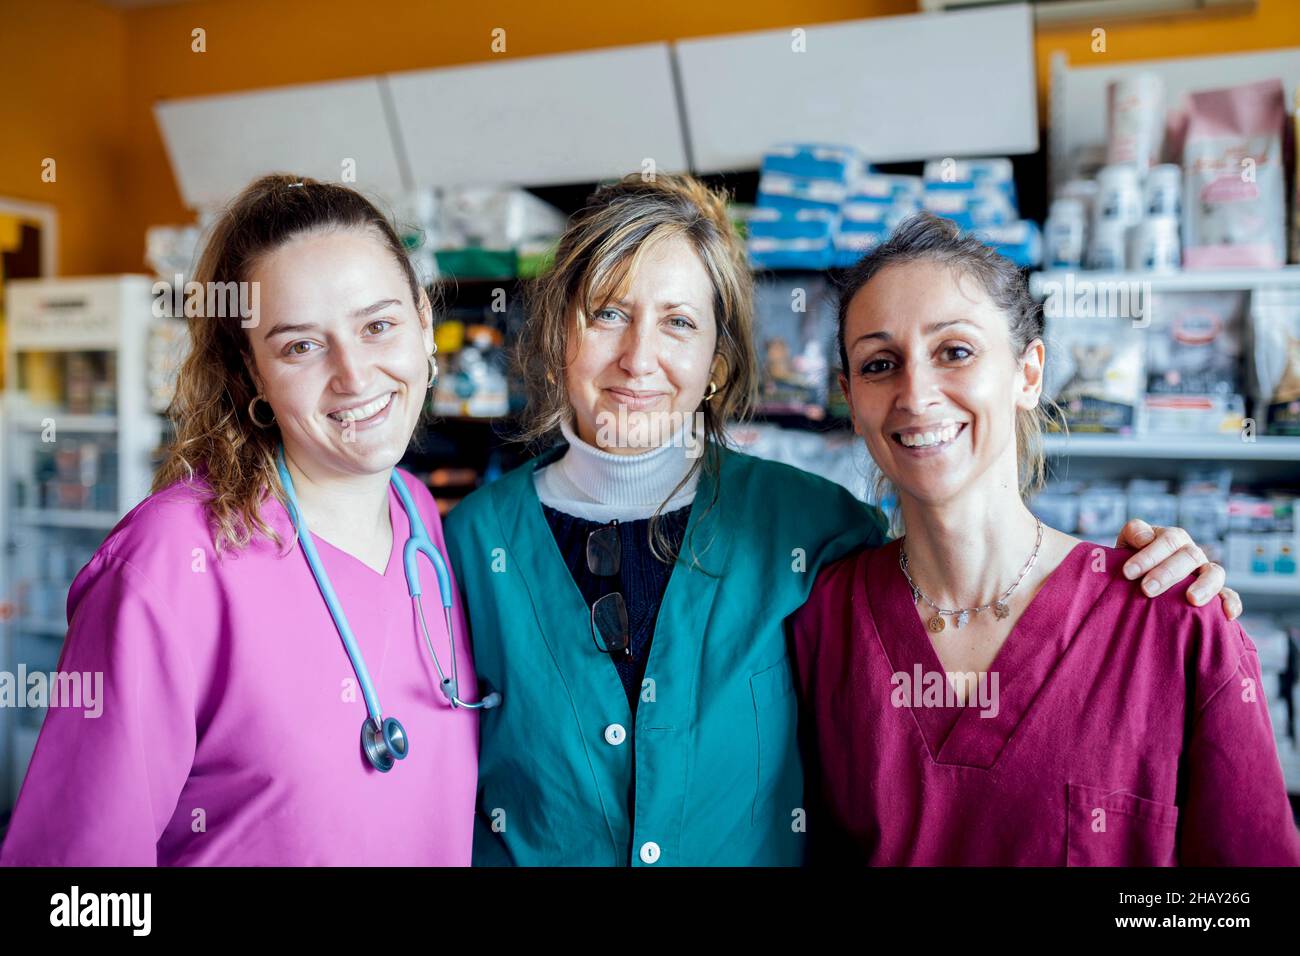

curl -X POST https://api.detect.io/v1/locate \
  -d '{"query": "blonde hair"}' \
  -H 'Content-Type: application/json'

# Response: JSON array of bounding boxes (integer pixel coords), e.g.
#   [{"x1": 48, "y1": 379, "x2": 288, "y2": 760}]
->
[
  {"x1": 515, "y1": 173, "x2": 758, "y2": 562},
  {"x1": 152, "y1": 173, "x2": 424, "y2": 556}
]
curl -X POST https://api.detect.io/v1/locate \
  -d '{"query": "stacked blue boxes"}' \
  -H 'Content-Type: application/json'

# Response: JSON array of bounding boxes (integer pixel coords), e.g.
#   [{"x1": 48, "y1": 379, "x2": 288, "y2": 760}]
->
[
  {"x1": 921, "y1": 157, "x2": 1041, "y2": 267},
  {"x1": 747, "y1": 149, "x2": 1039, "y2": 270},
  {"x1": 833, "y1": 173, "x2": 923, "y2": 268},
  {"x1": 747, "y1": 144, "x2": 855, "y2": 270}
]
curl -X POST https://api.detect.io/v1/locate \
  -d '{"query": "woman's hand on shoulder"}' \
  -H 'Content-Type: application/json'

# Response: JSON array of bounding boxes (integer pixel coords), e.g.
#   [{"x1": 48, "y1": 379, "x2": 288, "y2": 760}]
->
[{"x1": 1115, "y1": 519, "x2": 1241, "y2": 621}]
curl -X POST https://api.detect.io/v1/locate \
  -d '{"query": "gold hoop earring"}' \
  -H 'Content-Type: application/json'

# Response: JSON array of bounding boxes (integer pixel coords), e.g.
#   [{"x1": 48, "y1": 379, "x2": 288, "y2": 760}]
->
[
  {"x1": 248, "y1": 394, "x2": 276, "y2": 428},
  {"x1": 703, "y1": 380, "x2": 719, "y2": 401}
]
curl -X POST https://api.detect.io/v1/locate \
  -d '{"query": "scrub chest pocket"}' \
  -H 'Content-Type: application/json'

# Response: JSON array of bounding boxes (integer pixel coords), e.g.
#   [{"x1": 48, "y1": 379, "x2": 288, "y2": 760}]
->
[
  {"x1": 750, "y1": 659, "x2": 801, "y2": 827},
  {"x1": 1065, "y1": 782, "x2": 1180, "y2": 866}
]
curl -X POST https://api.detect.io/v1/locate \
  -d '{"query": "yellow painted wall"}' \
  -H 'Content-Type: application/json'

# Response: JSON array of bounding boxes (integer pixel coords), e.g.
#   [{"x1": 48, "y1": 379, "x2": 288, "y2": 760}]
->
[{"x1": 3, "y1": 0, "x2": 1299, "y2": 276}]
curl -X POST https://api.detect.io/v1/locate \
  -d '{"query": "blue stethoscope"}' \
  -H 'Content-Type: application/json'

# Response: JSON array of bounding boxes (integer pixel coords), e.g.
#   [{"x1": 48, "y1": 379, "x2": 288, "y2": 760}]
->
[{"x1": 276, "y1": 445, "x2": 500, "y2": 773}]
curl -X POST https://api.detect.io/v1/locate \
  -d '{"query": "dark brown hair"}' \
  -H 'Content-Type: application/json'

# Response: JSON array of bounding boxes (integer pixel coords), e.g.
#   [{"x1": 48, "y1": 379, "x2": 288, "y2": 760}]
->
[{"x1": 836, "y1": 212, "x2": 1052, "y2": 497}]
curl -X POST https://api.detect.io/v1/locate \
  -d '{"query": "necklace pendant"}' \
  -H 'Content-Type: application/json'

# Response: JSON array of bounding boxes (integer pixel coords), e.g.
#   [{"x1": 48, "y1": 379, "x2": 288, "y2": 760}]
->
[
  {"x1": 927, "y1": 614, "x2": 945, "y2": 633},
  {"x1": 993, "y1": 601, "x2": 1010, "y2": 620},
  {"x1": 955, "y1": 610, "x2": 970, "y2": 629}
]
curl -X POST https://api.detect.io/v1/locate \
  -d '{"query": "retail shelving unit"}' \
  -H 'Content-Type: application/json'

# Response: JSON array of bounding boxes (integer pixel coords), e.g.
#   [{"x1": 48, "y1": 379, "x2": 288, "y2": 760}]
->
[
  {"x1": 0, "y1": 275, "x2": 160, "y2": 812},
  {"x1": 1029, "y1": 265, "x2": 1300, "y2": 607}
]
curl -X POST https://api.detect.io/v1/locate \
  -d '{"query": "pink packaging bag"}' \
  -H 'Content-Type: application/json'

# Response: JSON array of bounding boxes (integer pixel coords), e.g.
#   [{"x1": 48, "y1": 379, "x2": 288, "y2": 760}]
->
[{"x1": 1182, "y1": 78, "x2": 1287, "y2": 269}]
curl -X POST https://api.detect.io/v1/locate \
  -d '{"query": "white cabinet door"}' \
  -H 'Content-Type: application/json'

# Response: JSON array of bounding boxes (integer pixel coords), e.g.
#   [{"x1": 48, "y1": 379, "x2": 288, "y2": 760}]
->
[
  {"x1": 155, "y1": 77, "x2": 408, "y2": 208},
  {"x1": 676, "y1": 5, "x2": 1039, "y2": 171},
  {"x1": 386, "y1": 43, "x2": 688, "y2": 189}
]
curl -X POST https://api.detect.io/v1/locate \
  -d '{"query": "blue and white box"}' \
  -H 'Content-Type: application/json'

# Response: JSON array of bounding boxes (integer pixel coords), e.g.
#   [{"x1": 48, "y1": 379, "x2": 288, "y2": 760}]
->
[
  {"x1": 849, "y1": 173, "x2": 923, "y2": 206},
  {"x1": 761, "y1": 143, "x2": 859, "y2": 183},
  {"x1": 924, "y1": 157, "x2": 1018, "y2": 210},
  {"x1": 757, "y1": 172, "x2": 849, "y2": 214},
  {"x1": 923, "y1": 187, "x2": 1017, "y2": 230},
  {"x1": 972, "y1": 220, "x2": 1042, "y2": 268},
  {"x1": 748, "y1": 207, "x2": 837, "y2": 270}
]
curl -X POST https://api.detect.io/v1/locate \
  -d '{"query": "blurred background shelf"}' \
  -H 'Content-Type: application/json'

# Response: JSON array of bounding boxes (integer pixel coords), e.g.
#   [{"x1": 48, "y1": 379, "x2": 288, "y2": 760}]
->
[
  {"x1": 11, "y1": 509, "x2": 121, "y2": 530},
  {"x1": 1043, "y1": 435, "x2": 1300, "y2": 460},
  {"x1": 11, "y1": 413, "x2": 118, "y2": 434},
  {"x1": 1231, "y1": 575, "x2": 1300, "y2": 597},
  {"x1": 1030, "y1": 264, "x2": 1300, "y2": 295}
]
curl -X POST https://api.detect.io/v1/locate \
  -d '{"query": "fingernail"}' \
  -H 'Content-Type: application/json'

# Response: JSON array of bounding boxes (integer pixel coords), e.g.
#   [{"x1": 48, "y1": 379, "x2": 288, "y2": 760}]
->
[
  {"x1": 1143, "y1": 579, "x2": 1160, "y2": 596},
  {"x1": 1123, "y1": 562, "x2": 1140, "y2": 579}
]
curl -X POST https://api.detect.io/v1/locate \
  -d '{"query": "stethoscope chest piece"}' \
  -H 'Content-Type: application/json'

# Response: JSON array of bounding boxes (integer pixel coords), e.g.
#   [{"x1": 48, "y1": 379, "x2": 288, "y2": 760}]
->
[{"x1": 362, "y1": 716, "x2": 409, "y2": 773}]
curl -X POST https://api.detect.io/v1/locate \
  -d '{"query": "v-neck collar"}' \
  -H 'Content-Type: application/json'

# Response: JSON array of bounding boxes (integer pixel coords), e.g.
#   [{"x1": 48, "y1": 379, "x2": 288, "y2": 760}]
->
[
  {"x1": 861, "y1": 538, "x2": 1095, "y2": 768},
  {"x1": 305, "y1": 481, "x2": 404, "y2": 579}
]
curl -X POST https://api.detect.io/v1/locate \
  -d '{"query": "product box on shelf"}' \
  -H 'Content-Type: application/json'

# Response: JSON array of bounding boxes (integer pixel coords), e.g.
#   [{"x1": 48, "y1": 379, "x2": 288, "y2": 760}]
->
[
  {"x1": 1043, "y1": 315, "x2": 1145, "y2": 434},
  {"x1": 760, "y1": 143, "x2": 859, "y2": 184},
  {"x1": 1143, "y1": 290, "x2": 1248, "y2": 434},
  {"x1": 922, "y1": 157, "x2": 1016, "y2": 201},
  {"x1": 753, "y1": 274, "x2": 834, "y2": 417},
  {"x1": 1250, "y1": 287, "x2": 1300, "y2": 435},
  {"x1": 849, "y1": 173, "x2": 923, "y2": 206},
  {"x1": 972, "y1": 221, "x2": 1042, "y2": 268},
  {"x1": 747, "y1": 206, "x2": 837, "y2": 271},
  {"x1": 750, "y1": 144, "x2": 858, "y2": 270}
]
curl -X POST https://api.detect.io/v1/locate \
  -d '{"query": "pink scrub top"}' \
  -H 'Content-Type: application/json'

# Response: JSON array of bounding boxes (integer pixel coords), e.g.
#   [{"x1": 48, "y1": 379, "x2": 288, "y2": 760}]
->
[
  {"x1": 792, "y1": 539, "x2": 1300, "y2": 866},
  {"x1": 0, "y1": 471, "x2": 479, "y2": 866}
]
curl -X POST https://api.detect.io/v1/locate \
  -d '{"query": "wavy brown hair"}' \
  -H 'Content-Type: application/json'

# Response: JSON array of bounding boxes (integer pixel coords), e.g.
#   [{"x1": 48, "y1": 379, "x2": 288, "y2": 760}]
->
[
  {"x1": 152, "y1": 173, "x2": 424, "y2": 556},
  {"x1": 515, "y1": 172, "x2": 758, "y2": 564}
]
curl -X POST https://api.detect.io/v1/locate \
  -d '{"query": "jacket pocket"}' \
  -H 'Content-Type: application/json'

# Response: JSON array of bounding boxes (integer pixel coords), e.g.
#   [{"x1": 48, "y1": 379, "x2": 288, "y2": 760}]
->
[
  {"x1": 1066, "y1": 783, "x2": 1179, "y2": 866},
  {"x1": 750, "y1": 659, "x2": 799, "y2": 827}
]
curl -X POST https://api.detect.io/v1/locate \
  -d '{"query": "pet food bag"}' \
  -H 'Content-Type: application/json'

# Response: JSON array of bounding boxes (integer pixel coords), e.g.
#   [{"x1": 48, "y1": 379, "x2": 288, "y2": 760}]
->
[{"x1": 1182, "y1": 78, "x2": 1287, "y2": 269}]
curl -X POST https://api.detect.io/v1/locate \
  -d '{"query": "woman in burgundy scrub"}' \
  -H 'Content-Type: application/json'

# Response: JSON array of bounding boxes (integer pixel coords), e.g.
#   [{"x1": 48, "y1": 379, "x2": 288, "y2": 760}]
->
[{"x1": 792, "y1": 213, "x2": 1300, "y2": 866}]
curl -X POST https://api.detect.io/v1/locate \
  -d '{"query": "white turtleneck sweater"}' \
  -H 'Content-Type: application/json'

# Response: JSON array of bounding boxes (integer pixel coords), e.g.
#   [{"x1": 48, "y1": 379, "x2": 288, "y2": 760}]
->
[{"x1": 533, "y1": 418, "x2": 700, "y2": 522}]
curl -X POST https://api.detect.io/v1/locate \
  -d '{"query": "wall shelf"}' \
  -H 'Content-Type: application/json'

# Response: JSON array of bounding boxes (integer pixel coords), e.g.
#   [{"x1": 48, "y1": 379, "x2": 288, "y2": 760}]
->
[
  {"x1": 12, "y1": 509, "x2": 122, "y2": 530},
  {"x1": 1043, "y1": 435, "x2": 1300, "y2": 461},
  {"x1": 1030, "y1": 266, "x2": 1300, "y2": 297}
]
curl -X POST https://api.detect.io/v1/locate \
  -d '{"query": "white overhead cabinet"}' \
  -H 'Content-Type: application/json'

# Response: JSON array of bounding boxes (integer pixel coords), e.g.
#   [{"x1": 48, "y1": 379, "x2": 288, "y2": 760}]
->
[
  {"x1": 675, "y1": 4, "x2": 1039, "y2": 172},
  {"x1": 155, "y1": 77, "x2": 408, "y2": 208},
  {"x1": 152, "y1": 9, "x2": 1039, "y2": 207},
  {"x1": 386, "y1": 43, "x2": 689, "y2": 189}
]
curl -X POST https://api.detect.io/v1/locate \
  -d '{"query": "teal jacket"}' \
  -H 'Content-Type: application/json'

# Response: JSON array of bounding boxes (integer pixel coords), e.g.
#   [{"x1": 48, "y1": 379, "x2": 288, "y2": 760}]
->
[{"x1": 443, "y1": 442, "x2": 888, "y2": 866}]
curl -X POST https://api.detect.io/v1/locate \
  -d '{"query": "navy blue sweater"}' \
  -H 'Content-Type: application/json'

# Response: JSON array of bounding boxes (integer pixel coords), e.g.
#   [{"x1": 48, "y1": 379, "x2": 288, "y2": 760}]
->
[{"x1": 541, "y1": 504, "x2": 691, "y2": 714}]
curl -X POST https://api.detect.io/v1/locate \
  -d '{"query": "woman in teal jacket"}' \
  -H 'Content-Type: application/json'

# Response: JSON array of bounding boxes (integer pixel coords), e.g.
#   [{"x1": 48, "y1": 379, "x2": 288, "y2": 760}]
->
[{"x1": 444, "y1": 174, "x2": 1237, "y2": 867}]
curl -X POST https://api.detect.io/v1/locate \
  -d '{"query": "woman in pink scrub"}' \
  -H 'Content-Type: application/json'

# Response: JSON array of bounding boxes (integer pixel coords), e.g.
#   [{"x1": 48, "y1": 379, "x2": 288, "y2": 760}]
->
[
  {"x1": 0, "y1": 175, "x2": 479, "y2": 865},
  {"x1": 793, "y1": 213, "x2": 1300, "y2": 866}
]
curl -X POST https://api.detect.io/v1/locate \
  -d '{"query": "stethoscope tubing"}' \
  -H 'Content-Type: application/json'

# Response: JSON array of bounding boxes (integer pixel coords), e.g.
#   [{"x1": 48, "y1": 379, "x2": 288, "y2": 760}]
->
[
  {"x1": 276, "y1": 445, "x2": 496, "y2": 772},
  {"x1": 277, "y1": 449, "x2": 387, "y2": 727}
]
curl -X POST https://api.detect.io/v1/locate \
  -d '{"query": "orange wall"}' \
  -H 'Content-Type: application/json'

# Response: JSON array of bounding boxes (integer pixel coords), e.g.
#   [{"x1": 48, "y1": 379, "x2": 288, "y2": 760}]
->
[
  {"x1": 0, "y1": 0, "x2": 128, "y2": 276},
  {"x1": 3, "y1": 0, "x2": 1300, "y2": 276}
]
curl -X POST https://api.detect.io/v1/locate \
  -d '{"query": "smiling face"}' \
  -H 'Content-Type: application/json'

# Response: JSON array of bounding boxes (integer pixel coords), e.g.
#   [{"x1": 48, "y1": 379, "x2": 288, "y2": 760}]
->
[
  {"x1": 839, "y1": 258, "x2": 1044, "y2": 507},
  {"x1": 565, "y1": 234, "x2": 720, "y2": 453},
  {"x1": 244, "y1": 227, "x2": 433, "y2": 482}
]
